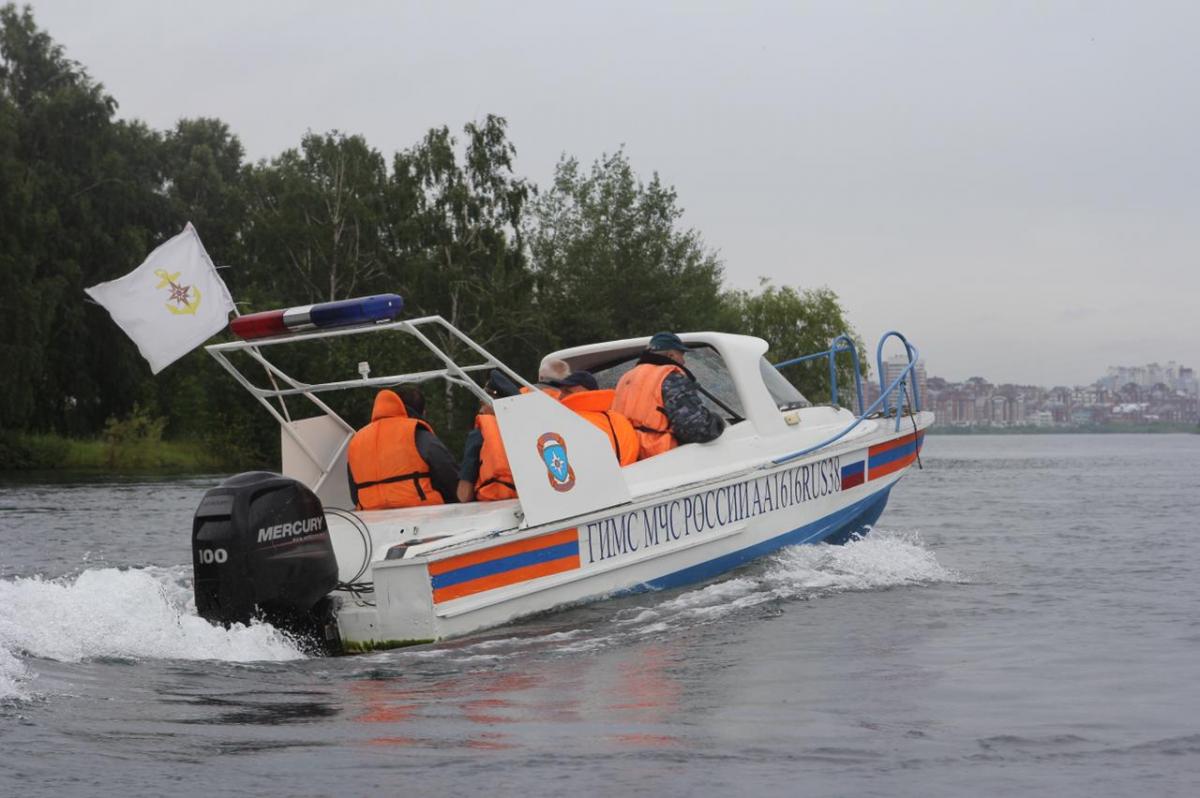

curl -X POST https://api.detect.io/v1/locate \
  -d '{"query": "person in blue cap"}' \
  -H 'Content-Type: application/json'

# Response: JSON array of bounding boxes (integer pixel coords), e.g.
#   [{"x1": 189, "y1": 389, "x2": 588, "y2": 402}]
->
[{"x1": 611, "y1": 332, "x2": 725, "y2": 458}]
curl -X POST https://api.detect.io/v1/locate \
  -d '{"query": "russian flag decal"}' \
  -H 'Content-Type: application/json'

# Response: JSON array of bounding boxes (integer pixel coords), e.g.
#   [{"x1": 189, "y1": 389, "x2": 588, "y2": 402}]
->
[{"x1": 840, "y1": 459, "x2": 866, "y2": 490}]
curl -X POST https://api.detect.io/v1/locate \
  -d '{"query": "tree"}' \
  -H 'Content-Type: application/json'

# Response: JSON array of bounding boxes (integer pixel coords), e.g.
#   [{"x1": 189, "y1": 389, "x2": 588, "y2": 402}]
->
[
  {"x1": 242, "y1": 131, "x2": 391, "y2": 306},
  {"x1": 391, "y1": 116, "x2": 537, "y2": 356},
  {"x1": 528, "y1": 150, "x2": 725, "y2": 349},
  {"x1": 389, "y1": 116, "x2": 539, "y2": 435},
  {"x1": 0, "y1": 4, "x2": 162, "y2": 433},
  {"x1": 160, "y1": 117, "x2": 246, "y2": 261},
  {"x1": 0, "y1": 4, "x2": 868, "y2": 468},
  {"x1": 719, "y1": 281, "x2": 863, "y2": 405}
]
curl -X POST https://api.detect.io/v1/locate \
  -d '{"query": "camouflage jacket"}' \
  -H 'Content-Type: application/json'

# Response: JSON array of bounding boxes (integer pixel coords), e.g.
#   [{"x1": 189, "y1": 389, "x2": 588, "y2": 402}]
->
[{"x1": 661, "y1": 371, "x2": 726, "y2": 444}]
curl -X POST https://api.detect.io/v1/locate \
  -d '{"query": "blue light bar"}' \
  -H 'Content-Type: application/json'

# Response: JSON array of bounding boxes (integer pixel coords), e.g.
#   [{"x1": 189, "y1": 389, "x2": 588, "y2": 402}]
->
[
  {"x1": 232, "y1": 293, "x2": 404, "y2": 340},
  {"x1": 310, "y1": 294, "x2": 404, "y2": 329}
]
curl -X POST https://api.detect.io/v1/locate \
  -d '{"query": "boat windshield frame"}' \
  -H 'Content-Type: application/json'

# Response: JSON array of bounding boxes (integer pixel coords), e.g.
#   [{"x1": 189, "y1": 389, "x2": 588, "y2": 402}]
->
[{"x1": 760, "y1": 356, "x2": 812, "y2": 410}]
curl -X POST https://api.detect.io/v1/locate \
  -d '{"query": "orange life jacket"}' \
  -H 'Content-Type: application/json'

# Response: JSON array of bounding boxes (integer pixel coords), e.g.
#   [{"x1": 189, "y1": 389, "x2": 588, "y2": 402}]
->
[
  {"x1": 347, "y1": 389, "x2": 443, "y2": 510},
  {"x1": 474, "y1": 413, "x2": 517, "y2": 501},
  {"x1": 560, "y1": 389, "x2": 639, "y2": 466},
  {"x1": 519, "y1": 384, "x2": 564, "y2": 400},
  {"x1": 612, "y1": 363, "x2": 684, "y2": 459}
]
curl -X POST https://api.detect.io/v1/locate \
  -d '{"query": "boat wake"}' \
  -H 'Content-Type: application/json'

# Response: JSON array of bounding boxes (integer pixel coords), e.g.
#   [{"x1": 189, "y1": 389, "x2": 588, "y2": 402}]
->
[
  {"x1": 1, "y1": 530, "x2": 956, "y2": 699},
  {"x1": 0, "y1": 565, "x2": 305, "y2": 702},
  {"x1": 376, "y1": 528, "x2": 960, "y2": 665},
  {"x1": 602, "y1": 527, "x2": 957, "y2": 646}
]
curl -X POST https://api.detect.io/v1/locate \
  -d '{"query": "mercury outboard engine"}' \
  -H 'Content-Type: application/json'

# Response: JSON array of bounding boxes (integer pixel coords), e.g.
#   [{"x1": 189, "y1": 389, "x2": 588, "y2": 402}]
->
[{"x1": 192, "y1": 472, "x2": 340, "y2": 651}]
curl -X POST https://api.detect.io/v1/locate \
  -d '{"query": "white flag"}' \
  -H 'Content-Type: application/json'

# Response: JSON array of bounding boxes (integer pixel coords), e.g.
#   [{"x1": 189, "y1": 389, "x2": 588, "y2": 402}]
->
[{"x1": 85, "y1": 223, "x2": 236, "y2": 374}]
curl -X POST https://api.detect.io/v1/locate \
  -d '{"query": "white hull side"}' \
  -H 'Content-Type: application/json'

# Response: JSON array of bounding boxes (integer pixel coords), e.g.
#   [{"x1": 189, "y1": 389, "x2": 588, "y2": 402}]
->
[{"x1": 334, "y1": 422, "x2": 925, "y2": 649}]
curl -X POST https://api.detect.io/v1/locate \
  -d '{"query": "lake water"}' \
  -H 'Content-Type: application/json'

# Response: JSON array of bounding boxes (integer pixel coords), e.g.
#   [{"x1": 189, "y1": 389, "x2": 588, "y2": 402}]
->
[{"x1": 2, "y1": 435, "x2": 1199, "y2": 797}]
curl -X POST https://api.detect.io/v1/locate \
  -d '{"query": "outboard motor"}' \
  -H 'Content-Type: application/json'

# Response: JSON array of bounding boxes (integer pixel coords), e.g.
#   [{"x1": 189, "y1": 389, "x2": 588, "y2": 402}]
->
[{"x1": 192, "y1": 472, "x2": 340, "y2": 651}]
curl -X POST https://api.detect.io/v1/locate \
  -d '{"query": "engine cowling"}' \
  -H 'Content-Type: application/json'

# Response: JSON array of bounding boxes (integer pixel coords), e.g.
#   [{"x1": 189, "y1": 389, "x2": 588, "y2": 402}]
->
[{"x1": 192, "y1": 472, "x2": 339, "y2": 647}]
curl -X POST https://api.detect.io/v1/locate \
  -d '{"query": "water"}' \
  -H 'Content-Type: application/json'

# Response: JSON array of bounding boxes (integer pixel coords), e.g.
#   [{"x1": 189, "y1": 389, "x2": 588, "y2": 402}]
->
[{"x1": 2, "y1": 436, "x2": 1199, "y2": 796}]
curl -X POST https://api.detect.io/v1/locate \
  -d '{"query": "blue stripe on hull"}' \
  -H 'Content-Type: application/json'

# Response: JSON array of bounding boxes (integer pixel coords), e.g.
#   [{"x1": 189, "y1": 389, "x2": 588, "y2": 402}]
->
[
  {"x1": 624, "y1": 484, "x2": 895, "y2": 596},
  {"x1": 823, "y1": 487, "x2": 891, "y2": 545},
  {"x1": 869, "y1": 440, "x2": 918, "y2": 468},
  {"x1": 431, "y1": 541, "x2": 581, "y2": 590}
]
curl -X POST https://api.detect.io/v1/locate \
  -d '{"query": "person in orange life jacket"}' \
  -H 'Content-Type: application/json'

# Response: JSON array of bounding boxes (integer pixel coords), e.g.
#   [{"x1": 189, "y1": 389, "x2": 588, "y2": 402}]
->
[
  {"x1": 611, "y1": 331, "x2": 725, "y2": 459},
  {"x1": 346, "y1": 385, "x2": 460, "y2": 510},
  {"x1": 457, "y1": 370, "x2": 522, "y2": 502},
  {"x1": 552, "y1": 370, "x2": 639, "y2": 467}
]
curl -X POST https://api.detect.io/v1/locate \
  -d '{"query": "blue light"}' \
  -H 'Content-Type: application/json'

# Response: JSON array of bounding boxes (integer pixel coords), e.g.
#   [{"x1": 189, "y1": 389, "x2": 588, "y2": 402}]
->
[{"x1": 309, "y1": 294, "x2": 404, "y2": 329}]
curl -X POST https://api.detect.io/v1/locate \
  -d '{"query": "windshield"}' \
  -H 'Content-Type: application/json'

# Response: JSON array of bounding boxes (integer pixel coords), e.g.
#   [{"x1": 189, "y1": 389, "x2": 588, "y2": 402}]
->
[
  {"x1": 760, "y1": 357, "x2": 811, "y2": 410},
  {"x1": 590, "y1": 346, "x2": 746, "y2": 421}
]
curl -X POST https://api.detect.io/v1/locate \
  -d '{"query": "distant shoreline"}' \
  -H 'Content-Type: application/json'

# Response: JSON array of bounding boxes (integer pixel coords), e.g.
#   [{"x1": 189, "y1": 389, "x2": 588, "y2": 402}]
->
[
  {"x1": 928, "y1": 423, "x2": 1199, "y2": 435},
  {"x1": 4, "y1": 422, "x2": 1198, "y2": 479}
]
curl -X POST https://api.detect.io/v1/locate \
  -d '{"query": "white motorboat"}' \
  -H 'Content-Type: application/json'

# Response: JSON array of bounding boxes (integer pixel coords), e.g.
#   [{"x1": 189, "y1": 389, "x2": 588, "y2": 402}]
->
[{"x1": 191, "y1": 294, "x2": 931, "y2": 652}]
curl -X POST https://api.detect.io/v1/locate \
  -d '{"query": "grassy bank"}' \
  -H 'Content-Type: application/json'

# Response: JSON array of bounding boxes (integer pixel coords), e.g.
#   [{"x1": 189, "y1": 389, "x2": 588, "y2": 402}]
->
[
  {"x1": 1, "y1": 403, "x2": 274, "y2": 473},
  {"x1": 0, "y1": 431, "x2": 249, "y2": 473}
]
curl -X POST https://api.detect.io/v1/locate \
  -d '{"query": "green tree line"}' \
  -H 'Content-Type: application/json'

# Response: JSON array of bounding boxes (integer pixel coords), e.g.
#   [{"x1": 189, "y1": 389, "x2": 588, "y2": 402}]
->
[{"x1": 0, "y1": 5, "x2": 861, "y2": 469}]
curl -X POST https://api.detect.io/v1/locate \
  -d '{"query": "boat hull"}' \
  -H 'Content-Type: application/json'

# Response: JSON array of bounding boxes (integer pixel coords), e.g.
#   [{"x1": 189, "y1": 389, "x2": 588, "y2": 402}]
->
[
  {"x1": 334, "y1": 429, "x2": 922, "y2": 650},
  {"x1": 636, "y1": 483, "x2": 892, "y2": 594}
]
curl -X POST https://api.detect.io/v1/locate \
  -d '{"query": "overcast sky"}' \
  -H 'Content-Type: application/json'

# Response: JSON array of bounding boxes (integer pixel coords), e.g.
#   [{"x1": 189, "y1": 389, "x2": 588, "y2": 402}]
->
[{"x1": 25, "y1": 1, "x2": 1199, "y2": 386}]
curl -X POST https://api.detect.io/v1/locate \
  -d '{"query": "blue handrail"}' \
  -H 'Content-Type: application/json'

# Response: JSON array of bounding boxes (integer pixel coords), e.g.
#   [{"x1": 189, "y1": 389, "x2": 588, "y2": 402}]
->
[
  {"x1": 829, "y1": 334, "x2": 864, "y2": 414},
  {"x1": 774, "y1": 334, "x2": 864, "y2": 414},
  {"x1": 771, "y1": 330, "x2": 922, "y2": 466},
  {"x1": 876, "y1": 330, "x2": 920, "y2": 416}
]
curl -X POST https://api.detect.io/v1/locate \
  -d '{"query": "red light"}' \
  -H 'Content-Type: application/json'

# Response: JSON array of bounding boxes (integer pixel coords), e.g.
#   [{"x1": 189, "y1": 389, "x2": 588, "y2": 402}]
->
[{"x1": 230, "y1": 310, "x2": 288, "y2": 340}]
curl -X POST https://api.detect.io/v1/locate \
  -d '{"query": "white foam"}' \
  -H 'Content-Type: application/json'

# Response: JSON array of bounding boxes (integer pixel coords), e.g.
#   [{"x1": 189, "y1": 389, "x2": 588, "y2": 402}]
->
[
  {"x1": 765, "y1": 527, "x2": 959, "y2": 594},
  {"x1": 610, "y1": 528, "x2": 960, "y2": 639},
  {"x1": 0, "y1": 645, "x2": 29, "y2": 702},
  {"x1": 0, "y1": 566, "x2": 305, "y2": 700},
  {"x1": 388, "y1": 529, "x2": 959, "y2": 665}
]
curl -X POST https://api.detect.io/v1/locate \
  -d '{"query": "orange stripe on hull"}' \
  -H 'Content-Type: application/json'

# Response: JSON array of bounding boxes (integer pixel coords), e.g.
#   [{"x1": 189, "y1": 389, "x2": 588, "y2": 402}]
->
[
  {"x1": 428, "y1": 528, "x2": 578, "y2": 577},
  {"x1": 432, "y1": 553, "x2": 581, "y2": 603},
  {"x1": 868, "y1": 452, "x2": 916, "y2": 480},
  {"x1": 868, "y1": 430, "x2": 923, "y2": 457}
]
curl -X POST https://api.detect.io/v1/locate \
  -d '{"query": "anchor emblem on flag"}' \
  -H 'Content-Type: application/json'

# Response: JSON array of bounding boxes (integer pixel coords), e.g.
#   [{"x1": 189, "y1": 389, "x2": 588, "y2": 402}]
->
[{"x1": 154, "y1": 268, "x2": 202, "y2": 315}]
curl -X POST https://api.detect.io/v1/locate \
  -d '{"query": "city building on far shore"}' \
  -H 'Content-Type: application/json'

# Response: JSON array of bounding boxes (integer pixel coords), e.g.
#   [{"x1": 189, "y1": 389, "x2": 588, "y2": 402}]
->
[
  {"x1": 864, "y1": 357, "x2": 927, "y2": 413},
  {"x1": 907, "y1": 360, "x2": 1199, "y2": 429}
]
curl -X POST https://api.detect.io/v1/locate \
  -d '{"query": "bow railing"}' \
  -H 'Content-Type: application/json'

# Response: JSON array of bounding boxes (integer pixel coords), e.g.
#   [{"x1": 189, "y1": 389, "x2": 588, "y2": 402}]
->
[
  {"x1": 773, "y1": 333, "x2": 865, "y2": 415},
  {"x1": 771, "y1": 330, "x2": 922, "y2": 465}
]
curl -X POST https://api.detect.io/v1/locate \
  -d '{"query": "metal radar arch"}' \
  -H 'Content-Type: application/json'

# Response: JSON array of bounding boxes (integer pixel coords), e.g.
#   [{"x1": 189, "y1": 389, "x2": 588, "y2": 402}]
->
[{"x1": 207, "y1": 293, "x2": 535, "y2": 499}]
